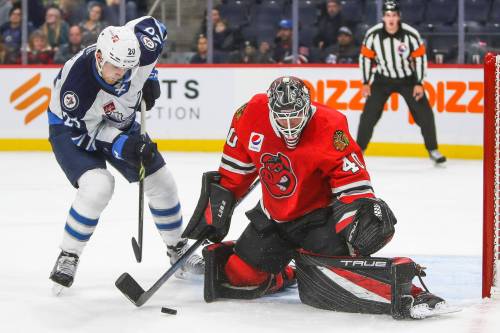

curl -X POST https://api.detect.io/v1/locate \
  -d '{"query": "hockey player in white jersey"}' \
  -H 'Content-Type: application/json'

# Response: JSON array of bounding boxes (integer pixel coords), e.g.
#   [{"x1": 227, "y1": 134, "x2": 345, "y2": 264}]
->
[{"x1": 48, "y1": 16, "x2": 203, "y2": 292}]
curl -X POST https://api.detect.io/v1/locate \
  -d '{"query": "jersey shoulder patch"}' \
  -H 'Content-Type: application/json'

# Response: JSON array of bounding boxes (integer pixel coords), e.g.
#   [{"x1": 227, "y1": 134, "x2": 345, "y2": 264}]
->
[
  {"x1": 127, "y1": 16, "x2": 167, "y2": 66},
  {"x1": 59, "y1": 52, "x2": 100, "y2": 119}
]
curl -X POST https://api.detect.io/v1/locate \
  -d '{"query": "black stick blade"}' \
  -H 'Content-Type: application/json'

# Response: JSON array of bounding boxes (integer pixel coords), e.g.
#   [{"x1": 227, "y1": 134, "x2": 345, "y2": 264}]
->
[
  {"x1": 131, "y1": 237, "x2": 142, "y2": 263},
  {"x1": 115, "y1": 272, "x2": 145, "y2": 306}
]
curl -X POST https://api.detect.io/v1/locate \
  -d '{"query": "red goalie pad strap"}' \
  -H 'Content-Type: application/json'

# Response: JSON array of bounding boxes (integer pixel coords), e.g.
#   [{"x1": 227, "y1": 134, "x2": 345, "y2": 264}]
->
[{"x1": 225, "y1": 254, "x2": 269, "y2": 286}]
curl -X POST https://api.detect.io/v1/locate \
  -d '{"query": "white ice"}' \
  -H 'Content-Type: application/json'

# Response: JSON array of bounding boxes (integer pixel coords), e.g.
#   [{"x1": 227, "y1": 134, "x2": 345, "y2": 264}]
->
[{"x1": 0, "y1": 152, "x2": 499, "y2": 333}]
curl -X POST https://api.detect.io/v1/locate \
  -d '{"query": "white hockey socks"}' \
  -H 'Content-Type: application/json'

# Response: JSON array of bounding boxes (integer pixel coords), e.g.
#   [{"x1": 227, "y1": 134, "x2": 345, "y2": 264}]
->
[
  {"x1": 144, "y1": 166, "x2": 184, "y2": 246},
  {"x1": 60, "y1": 169, "x2": 115, "y2": 255}
]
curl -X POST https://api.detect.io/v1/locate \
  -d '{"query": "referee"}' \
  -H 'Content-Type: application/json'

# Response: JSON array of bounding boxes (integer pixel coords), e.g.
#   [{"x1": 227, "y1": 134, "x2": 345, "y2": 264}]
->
[{"x1": 357, "y1": 1, "x2": 446, "y2": 164}]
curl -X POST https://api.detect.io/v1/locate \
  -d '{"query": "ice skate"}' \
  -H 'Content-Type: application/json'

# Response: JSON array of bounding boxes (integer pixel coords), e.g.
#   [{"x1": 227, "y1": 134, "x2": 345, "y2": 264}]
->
[
  {"x1": 50, "y1": 251, "x2": 80, "y2": 295},
  {"x1": 409, "y1": 291, "x2": 460, "y2": 319},
  {"x1": 167, "y1": 239, "x2": 205, "y2": 279},
  {"x1": 429, "y1": 150, "x2": 447, "y2": 165}
]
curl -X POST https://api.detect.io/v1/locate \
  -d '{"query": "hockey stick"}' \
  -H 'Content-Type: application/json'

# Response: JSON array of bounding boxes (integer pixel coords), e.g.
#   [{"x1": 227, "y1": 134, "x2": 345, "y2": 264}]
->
[
  {"x1": 116, "y1": 178, "x2": 261, "y2": 307},
  {"x1": 131, "y1": 100, "x2": 147, "y2": 263}
]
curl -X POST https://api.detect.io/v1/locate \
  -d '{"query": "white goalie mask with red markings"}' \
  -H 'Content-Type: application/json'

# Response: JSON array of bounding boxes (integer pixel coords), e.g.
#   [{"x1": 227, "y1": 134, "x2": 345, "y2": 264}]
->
[{"x1": 267, "y1": 76, "x2": 312, "y2": 149}]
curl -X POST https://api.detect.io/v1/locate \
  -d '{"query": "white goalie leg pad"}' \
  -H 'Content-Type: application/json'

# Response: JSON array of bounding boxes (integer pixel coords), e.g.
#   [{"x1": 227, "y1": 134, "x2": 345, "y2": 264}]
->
[
  {"x1": 60, "y1": 168, "x2": 115, "y2": 255},
  {"x1": 144, "y1": 166, "x2": 183, "y2": 246}
]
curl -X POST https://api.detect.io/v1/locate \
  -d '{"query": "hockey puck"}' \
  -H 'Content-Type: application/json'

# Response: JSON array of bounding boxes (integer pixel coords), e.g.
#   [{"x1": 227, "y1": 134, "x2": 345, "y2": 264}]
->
[{"x1": 161, "y1": 307, "x2": 177, "y2": 315}]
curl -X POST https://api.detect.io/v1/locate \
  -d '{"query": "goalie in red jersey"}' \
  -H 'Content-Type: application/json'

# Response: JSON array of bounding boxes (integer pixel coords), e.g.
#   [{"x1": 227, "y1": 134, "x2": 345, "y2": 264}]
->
[{"x1": 183, "y1": 76, "x2": 455, "y2": 319}]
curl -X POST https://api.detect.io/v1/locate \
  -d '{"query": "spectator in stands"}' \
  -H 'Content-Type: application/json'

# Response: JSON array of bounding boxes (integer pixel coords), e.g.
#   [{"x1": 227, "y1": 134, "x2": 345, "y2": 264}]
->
[
  {"x1": 41, "y1": 6, "x2": 69, "y2": 50},
  {"x1": 54, "y1": 24, "x2": 83, "y2": 63},
  {"x1": 273, "y1": 19, "x2": 293, "y2": 63},
  {"x1": 0, "y1": 37, "x2": 5, "y2": 63},
  {"x1": 60, "y1": 0, "x2": 87, "y2": 26},
  {"x1": 26, "y1": 29, "x2": 54, "y2": 64},
  {"x1": 103, "y1": 0, "x2": 138, "y2": 26},
  {"x1": 228, "y1": 40, "x2": 257, "y2": 64},
  {"x1": 0, "y1": 5, "x2": 33, "y2": 64},
  {"x1": 190, "y1": 34, "x2": 224, "y2": 64},
  {"x1": 79, "y1": 2, "x2": 107, "y2": 46},
  {"x1": 314, "y1": 0, "x2": 344, "y2": 49},
  {"x1": 214, "y1": 19, "x2": 236, "y2": 52},
  {"x1": 0, "y1": 0, "x2": 14, "y2": 27},
  {"x1": 322, "y1": 26, "x2": 358, "y2": 64},
  {"x1": 254, "y1": 40, "x2": 275, "y2": 64},
  {"x1": 199, "y1": 7, "x2": 222, "y2": 36}
]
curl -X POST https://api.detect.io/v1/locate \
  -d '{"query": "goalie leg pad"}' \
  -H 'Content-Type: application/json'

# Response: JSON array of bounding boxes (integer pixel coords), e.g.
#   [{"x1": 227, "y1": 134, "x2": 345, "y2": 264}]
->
[
  {"x1": 202, "y1": 242, "x2": 272, "y2": 303},
  {"x1": 295, "y1": 252, "x2": 417, "y2": 319}
]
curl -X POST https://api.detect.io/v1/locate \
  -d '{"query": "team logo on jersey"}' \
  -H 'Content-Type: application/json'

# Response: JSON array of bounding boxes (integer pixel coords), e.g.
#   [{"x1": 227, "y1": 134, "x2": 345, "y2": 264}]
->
[
  {"x1": 62, "y1": 91, "x2": 79, "y2": 111},
  {"x1": 333, "y1": 130, "x2": 349, "y2": 151},
  {"x1": 249, "y1": 132, "x2": 264, "y2": 152},
  {"x1": 259, "y1": 152, "x2": 297, "y2": 198},
  {"x1": 141, "y1": 35, "x2": 155, "y2": 51},
  {"x1": 234, "y1": 103, "x2": 247, "y2": 120}
]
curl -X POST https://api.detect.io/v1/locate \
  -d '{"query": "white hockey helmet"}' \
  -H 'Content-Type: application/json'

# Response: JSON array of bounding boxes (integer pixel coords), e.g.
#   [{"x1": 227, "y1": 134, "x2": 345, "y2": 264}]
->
[{"x1": 95, "y1": 26, "x2": 140, "y2": 79}]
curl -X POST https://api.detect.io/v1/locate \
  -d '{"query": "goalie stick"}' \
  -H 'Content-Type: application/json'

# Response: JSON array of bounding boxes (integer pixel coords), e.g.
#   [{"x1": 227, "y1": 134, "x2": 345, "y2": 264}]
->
[{"x1": 115, "y1": 178, "x2": 261, "y2": 307}]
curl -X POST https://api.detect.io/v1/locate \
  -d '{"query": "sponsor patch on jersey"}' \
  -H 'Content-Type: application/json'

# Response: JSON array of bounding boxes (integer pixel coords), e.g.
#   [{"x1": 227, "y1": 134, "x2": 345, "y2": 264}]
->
[
  {"x1": 333, "y1": 130, "x2": 349, "y2": 151},
  {"x1": 234, "y1": 103, "x2": 247, "y2": 120},
  {"x1": 259, "y1": 152, "x2": 297, "y2": 198},
  {"x1": 62, "y1": 91, "x2": 79, "y2": 111},
  {"x1": 103, "y1": 101, "x2": 116, "y2": 115},
  {"x1": 249, "y1": 132, "x2": 264, "y2": 152},
  {"x1": 141, "y1": 35, "x2": 155, "y2": 51}
]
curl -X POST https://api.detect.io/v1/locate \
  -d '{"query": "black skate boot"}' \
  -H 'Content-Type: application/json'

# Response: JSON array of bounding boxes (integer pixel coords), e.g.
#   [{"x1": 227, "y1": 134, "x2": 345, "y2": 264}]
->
[
  {"x1": 167, "y1": 238, "x2": 205, "y2": 278},
  {"x1": 50, "y1": 250, "x2": 79, "y2": 294}
]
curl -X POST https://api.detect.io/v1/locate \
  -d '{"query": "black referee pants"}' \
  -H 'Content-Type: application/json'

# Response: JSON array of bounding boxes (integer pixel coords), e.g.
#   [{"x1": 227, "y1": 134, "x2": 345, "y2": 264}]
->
[{"x1": 356, "y1": 77, "x2": 438, "y2": 152}]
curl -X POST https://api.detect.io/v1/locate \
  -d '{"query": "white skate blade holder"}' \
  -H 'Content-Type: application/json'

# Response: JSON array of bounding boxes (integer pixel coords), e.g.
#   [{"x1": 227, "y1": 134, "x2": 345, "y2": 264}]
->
[{"x1": 410, "y1": 301, "x2": 461, "y2": 319}]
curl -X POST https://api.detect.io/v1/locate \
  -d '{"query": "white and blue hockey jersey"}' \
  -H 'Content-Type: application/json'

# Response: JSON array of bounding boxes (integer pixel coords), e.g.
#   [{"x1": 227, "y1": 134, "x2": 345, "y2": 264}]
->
[{"x1": 48, "y1": 16, "x2": 167, "y2": 151}]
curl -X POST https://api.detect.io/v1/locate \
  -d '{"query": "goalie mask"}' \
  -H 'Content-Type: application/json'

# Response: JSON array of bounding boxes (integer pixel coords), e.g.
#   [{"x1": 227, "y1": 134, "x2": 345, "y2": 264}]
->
[
  {"x1": 95, "y1": 26, "x2": 141, "y2": 82},
  {"x1": 267, "y1": 76, "x2": 312, "y2": 149}
]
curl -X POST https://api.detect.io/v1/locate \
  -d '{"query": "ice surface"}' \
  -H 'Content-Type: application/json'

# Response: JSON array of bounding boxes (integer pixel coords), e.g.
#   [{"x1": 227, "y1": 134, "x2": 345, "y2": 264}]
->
[{"x1": 0, "y1": 152, "x2": 499, "y2": 333}]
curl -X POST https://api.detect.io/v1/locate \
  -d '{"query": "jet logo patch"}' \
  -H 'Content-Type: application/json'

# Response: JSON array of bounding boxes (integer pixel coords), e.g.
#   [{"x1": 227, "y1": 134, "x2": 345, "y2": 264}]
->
[{"x1": 62, "y1": 91, "x2": 79, "y2": 111}]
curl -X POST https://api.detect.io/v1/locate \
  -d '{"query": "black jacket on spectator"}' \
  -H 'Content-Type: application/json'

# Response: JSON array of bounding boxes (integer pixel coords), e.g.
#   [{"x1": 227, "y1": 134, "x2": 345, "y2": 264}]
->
[
  {"x1": 54, "y1": 43, "x2": 84, "y2": 64},
  {"x1": 322, "y1": 42, "x2": 359, "y2": 64},
  {"x1": 314, "y1": 13, "x2": 344, "y2": 48}
]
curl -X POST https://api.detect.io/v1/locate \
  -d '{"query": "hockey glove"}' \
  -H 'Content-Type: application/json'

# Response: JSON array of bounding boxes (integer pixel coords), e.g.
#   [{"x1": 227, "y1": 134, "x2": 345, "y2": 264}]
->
[
  {"x1": 112, "y1": 133, "x2": 158, "y2": 167},
  {"x1": 182, "y1": 171, "x2": 236, "y2": 243},
  {"x1": 333, "y1": 198, "x2": 397, "y2": 256},
  {"x1": 141, "y1": 69, "x2": 161, "y2": 111}
]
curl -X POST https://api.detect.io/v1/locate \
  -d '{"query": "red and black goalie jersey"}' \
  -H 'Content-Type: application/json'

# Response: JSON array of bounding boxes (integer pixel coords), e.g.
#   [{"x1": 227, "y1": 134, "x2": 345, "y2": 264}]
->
[{"x1": 219, "y1": 93, "x2": 375, "y2": 222}]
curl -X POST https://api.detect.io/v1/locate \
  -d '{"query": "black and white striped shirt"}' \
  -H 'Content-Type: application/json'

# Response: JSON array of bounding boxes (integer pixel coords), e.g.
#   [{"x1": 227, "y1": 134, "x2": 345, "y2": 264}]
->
[{"x1": 359, "y1": 22, "x2": 427, "y2": 84}]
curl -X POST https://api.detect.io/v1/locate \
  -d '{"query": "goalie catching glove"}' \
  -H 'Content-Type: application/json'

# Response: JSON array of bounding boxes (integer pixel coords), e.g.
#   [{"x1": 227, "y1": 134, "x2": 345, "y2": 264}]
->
[
  {"x1": 333, "y1": 197, "x2": 397, "y2": 256},
  {"x1": 182, "y1": 171, "x2": 236, "y2": 243}
]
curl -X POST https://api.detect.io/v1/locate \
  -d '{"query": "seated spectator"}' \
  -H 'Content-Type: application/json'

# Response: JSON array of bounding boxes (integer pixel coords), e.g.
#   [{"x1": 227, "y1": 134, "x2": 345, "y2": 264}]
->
[
  {"x1": 60, "y1": 0, "x2": 87, "y2": 26},
  {"x1": 190, "y1": 34, "x2": 224, "y2": 64},
  {"x1": 198, "y1": 7, "x2": 222, "y2": 36},
  {"x1": 79, "y1": 2, "x2": 107, "y2": 46},
  {"x1": 0, "y1": 37, "x2": 5, "y2": 63},
  {"x1": 0, "y1": 0, "x2": 13, "y2": 27},
  {"x1": 228, "y1": 40, "x2": 257, "y2": 64},
  {"x1": 283, "y1": 46, "x2": 310, "y2": 64},
  {"x1": 322, "y1": 26, "x2": 358, "y2": 64},
  {"x1": 214, "y1": 19, "x2": 236, "y2": 52},
  {"x1": 41, "y1": 6, "x2": 69, "y2": 50},
  {"x1": 314, "y1": 0, "x2": 344, "y2": 49},
  {"x1": 54, "y1": 25, "x2": 83, "y2": 63},
  {"x1": 26, "y1": 29, "x2": 54, "y2": 64},
  {"x1": 0, "y1": 5, "x2": 33, "y2": 64},
  {"x1": 103, "y1": 0, "x2": 138, "y2": 26},
  {"x1": 273, "y1": 19, "x2": 293, "y2": 63},
  {"x1": 254, "y1": 40, "x2": 275, "y2": 64}
]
